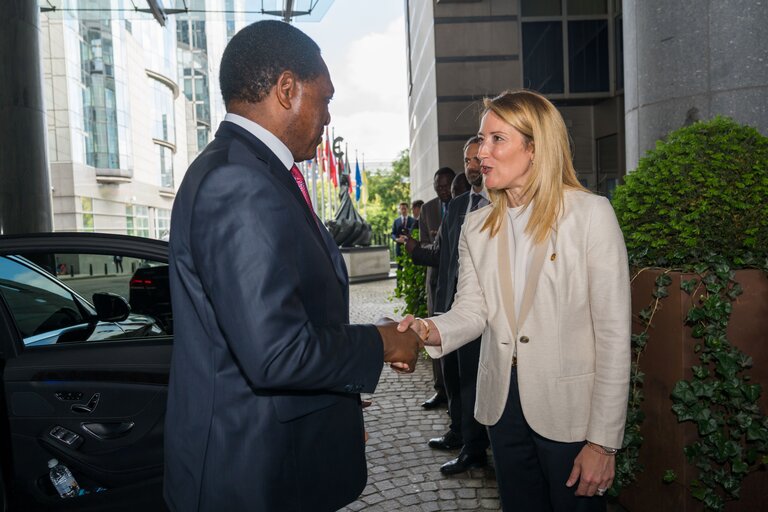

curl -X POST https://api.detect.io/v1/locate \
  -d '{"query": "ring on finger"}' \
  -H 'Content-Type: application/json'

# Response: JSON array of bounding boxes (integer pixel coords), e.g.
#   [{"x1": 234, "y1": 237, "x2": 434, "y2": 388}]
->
[{"x1": 596, "y1": 488, "x2": 607, "y2": 496}]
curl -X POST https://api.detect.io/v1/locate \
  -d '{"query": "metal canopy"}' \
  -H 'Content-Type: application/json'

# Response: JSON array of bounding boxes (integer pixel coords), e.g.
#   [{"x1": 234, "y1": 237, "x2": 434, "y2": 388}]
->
[{"x1": 39, "y1": 0, "x2": 333, "y2": 25}]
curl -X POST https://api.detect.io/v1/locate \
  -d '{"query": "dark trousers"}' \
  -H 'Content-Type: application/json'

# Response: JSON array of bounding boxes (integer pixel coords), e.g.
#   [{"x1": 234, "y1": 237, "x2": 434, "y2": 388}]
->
[
  {"x1": 488, "y1": 367, "x2": 606, "y2": 512},
  {"x1": 441, "y1": 338, "x2": 489, "y2": 454},
  {"x1": 432, "y1": 358, "x2": 446, "y2": 398}
]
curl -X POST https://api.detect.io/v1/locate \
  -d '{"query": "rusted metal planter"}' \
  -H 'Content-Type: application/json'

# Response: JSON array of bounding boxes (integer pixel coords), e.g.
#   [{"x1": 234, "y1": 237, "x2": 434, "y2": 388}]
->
[{"x1": 618, "y1": 269, "x2": 768, "y2": 511}]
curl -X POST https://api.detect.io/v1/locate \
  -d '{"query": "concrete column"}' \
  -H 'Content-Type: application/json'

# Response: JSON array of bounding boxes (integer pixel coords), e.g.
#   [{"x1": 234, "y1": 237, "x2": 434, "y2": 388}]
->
[
  {"x1": 0, "y1": 0, "x2": 52, "y2": 234},
  {"x1": 623, "y1": 0, "x2": 768, "y2": 171}
]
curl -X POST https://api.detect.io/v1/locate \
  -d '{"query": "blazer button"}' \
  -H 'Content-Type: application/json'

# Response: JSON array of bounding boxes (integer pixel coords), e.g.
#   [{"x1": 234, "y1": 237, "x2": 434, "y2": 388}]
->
[{"x1": 519, "y1": 336, "x2": 530, "y2": 344}]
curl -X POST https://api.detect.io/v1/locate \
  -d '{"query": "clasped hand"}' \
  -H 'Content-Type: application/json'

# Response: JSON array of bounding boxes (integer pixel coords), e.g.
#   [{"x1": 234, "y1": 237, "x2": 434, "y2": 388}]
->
[{"x1": 375, "y1": 318, "x2": 422, "y2": 374}]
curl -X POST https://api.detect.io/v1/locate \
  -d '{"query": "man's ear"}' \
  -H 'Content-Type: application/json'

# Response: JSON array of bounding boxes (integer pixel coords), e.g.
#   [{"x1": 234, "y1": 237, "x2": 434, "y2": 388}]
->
[{"x1": 275, "y1": 70, "x2": 297, "y2": 110}]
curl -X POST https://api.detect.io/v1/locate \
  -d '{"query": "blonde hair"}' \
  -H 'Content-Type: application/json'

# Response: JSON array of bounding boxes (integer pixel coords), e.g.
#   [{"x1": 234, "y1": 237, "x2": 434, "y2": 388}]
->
[{"x1": 479, "y1": 90, "x2": 586, "y2": 243}]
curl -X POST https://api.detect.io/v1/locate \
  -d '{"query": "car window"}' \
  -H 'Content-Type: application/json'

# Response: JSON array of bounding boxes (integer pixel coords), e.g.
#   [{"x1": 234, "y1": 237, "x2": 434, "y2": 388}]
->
[
  {"x1": 0, "y1": 256, "x2": 87, "y2": 340},
  {"x1": 0, "y1": 252, "x2": 172, "y2": 347}
]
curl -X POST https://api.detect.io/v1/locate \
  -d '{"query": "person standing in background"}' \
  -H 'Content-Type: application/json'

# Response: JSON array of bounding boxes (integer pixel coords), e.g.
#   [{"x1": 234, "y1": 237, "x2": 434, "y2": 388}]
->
[{"x1": 417, "y1": 167, "x2": 456, "y2": 410}]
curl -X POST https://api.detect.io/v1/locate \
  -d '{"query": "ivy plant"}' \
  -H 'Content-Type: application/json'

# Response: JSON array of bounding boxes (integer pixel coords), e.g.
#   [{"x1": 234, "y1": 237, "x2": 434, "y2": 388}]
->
[
  {"x1": 611, "y1": 117, "x2": 768, "y2": 510},
  {"x1": 392, "y1": 228, "x2": 427, "y2": 319}
]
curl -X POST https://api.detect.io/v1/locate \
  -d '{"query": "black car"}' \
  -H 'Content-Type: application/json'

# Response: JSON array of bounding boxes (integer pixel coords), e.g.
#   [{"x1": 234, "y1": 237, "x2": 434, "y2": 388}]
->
[
  {"x1": 0, "y1": 233, "x2": 172, "y2": 511},
  {"x1": 129, "y1": 264, "x2": 171, "y2": 335}
]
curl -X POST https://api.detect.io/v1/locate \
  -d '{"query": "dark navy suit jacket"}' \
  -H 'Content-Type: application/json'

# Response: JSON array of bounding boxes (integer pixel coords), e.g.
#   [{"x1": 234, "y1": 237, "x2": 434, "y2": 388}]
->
[
  {"x1": 410, "y1": 191, "x2": 470, "y2": 314},
  {"x1": 164, "y1": 121, "x2": 384, "y2": 511},
  {"x1": 391, "y1": 216, "x2": 415, "y2": 256}
]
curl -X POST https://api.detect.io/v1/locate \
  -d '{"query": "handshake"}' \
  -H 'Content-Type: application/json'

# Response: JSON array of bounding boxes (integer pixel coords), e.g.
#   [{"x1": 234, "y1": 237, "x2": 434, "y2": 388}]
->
[{"x1": 375, "y1": 316, "x2": 439, "y2": 374}]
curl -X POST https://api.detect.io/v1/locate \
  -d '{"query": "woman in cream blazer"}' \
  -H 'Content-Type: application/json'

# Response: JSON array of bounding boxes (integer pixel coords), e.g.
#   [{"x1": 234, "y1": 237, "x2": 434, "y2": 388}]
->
[{"x1": 399, "y1": 90, "x2": 631, "y2": 512}]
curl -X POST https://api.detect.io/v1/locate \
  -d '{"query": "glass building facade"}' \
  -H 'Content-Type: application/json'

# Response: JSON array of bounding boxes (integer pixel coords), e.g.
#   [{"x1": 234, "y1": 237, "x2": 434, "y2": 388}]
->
[{"x1": 40, "y1": 1, "x2": 246, "y2": 238}]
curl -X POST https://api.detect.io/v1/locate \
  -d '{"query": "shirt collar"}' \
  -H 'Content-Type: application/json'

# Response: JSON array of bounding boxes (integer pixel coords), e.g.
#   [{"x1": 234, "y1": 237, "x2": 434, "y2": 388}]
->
[
  {"x1": 224, "y1": 113, "x2": 295, "y2": 171},
  {"x1": 472, "y1": 186, "x2": 490, "y2": 202}
]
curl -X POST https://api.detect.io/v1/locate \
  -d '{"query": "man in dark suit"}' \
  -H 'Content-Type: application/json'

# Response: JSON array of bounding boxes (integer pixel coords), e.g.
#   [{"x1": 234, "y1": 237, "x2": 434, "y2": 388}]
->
[
  {"x1": 417, "y1": 167, "x2": 455, "y2": 409},
  {"x1": 402, "y1": 137, "x2": 490, "y2": 475},
  {"x1": 164, "y1": 21, "x2": 421, "y2": 512},
  {"x1": 391, "y1": 202, "x2": 415, "y2": 258}
]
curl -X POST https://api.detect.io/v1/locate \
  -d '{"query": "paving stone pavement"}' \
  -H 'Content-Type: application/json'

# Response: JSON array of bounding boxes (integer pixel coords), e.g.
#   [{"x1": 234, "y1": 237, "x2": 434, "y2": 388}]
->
[{"x1": 345, "y1": 278, "x2": 502, "y2": 512}]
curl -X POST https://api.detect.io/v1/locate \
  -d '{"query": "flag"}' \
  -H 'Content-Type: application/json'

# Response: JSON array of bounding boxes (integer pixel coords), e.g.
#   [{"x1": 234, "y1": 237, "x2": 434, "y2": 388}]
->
[
  {"x1": 316, "y1": 145, "x2": 327, "y2": 221},
  {"x1": 355, "y1": 157, "x2": 362, "y2": 202},
  {"x1": 325, "y1": 127, "x2": 337, "y2": 187},
  {"x1": 345, "y1": 150, "x2": 352, "y2": 195}
]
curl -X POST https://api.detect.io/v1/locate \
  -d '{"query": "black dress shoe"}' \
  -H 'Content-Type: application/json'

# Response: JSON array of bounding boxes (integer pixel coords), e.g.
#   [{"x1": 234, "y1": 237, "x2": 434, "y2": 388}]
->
[
  {"x1": 421, "y1": 393, "x2": 448, "y2": 409},
  {"x1": 440, "y1": 452, "x2": 488, "y2": 475},
  {"x1": 428, "y1": 430, "x2": 463, "y2": 450}
]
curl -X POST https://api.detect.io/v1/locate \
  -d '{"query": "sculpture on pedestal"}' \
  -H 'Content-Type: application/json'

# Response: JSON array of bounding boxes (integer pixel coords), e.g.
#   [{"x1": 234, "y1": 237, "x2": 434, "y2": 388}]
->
[{"x1": 325, "y1": 173, "x2": 371, "y2": 247}]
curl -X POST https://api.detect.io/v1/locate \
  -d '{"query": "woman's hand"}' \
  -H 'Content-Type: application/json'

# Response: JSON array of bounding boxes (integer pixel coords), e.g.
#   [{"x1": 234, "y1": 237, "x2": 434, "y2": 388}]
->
[
  {"x1": 565, "y1": 444, "x2": 615, "y2": 497},
  {"x1": 397, "y1": 315, "x2": 441, "y2": 346}
]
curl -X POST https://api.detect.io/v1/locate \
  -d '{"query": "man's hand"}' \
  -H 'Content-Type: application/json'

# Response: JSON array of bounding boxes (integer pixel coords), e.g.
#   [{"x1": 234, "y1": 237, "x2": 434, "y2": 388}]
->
[
  {"x1": 395, "y1": 235, "x2": 418, "y2": 254},
  {"x1": 376, "y1": 317, "x2": 421, "y2": 373}
]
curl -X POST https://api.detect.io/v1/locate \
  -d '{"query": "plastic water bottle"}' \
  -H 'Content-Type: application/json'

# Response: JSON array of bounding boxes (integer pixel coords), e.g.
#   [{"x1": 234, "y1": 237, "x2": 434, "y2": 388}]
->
[{"x1": 48, "y1": 459, "x2": 79, "y2": 498}]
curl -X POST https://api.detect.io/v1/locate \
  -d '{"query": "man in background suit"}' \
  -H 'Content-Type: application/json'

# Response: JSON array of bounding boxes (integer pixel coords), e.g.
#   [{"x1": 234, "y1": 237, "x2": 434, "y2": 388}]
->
[
  {"x1": 391, "y1": 202, "x2": 415, "y2": 258},
  {"x1": 164, "y1": 21, "x2": 421, "y2": 512},
  {"x1": 418, "y1": 167, "x2": 456, "y2": 409},
  {"x1": 402, "y1": 137, "x2": 491, "y2": 474},
  {"x1": 411, "y1": 199, "x2": 424, "y2": 230}
]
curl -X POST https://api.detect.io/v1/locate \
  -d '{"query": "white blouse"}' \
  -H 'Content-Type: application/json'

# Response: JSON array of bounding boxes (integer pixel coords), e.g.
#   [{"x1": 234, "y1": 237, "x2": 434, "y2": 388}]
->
[{"x1": 506, "y1": 205, "x2": 535, "y2": 319}]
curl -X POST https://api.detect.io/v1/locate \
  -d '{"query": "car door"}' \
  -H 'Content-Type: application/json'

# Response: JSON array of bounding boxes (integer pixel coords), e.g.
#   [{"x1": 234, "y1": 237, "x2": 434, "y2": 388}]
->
[{"x1": 0, "y1": 233, "x2": 172, "y2": 511}]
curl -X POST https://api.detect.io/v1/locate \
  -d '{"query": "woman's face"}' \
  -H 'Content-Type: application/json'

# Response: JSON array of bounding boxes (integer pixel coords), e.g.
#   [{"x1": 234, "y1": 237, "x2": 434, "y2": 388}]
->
[{"x1": 477, "y1": 111, "x2": 534, "y2": 192}]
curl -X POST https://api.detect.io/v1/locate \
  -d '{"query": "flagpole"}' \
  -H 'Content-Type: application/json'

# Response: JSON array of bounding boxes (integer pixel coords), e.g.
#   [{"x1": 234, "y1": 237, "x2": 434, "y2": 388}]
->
[
  {"x1": 362, "y1": 153, "x2": 367, "y2": 217},
  {"x1": 331, "y1": 127, "x2": 337, "y2": 214},
  {"x1": 310, "y1": 158, "x2": 318, "y2": 217}
]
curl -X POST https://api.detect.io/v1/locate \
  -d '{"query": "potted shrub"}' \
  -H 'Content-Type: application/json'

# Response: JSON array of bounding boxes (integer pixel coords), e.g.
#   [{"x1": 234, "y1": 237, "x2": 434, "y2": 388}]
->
[{"x1": 610, "y1": 117, "x2": 768, "y2": 511}]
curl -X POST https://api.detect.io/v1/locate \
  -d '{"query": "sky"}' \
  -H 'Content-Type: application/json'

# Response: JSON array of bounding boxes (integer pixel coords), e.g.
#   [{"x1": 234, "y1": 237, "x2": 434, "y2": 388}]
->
[{"x1": 295, "y1": 0, "x2": 409, "y2": 167}]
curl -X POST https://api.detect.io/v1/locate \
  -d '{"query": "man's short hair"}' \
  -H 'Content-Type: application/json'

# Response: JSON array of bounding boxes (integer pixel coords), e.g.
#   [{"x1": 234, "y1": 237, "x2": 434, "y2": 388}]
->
[
  {"x1": 399, "y1": 202, "x2": 409, "y2": 208},
  {"x1": 434, "y1": 167, "x2": 456, "y2": 180},
  {"x1": 463, "y1": 136, "x2": 481, "y2": 152},
  {"x1": 411, "y1": 200, "x2": 424, "y2": 209},
  {"x1": 220, "y1": 20, "x2": 325, "y2": 105}
]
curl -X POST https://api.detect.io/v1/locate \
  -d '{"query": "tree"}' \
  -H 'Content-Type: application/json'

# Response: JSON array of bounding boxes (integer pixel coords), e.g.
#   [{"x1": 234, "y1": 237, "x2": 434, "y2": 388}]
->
[{"x1": 364, "y1": 149, "x2": 411, "y2": 236}]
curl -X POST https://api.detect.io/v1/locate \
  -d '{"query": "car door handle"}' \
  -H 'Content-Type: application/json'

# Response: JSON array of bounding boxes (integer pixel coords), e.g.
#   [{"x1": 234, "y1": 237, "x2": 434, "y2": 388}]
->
[
  {"x1": 81, "y1": 421, "x2": 135, "y2": 440},
  {"x1": 70, "y1": 393, "x2": 100, "y2": 414}
]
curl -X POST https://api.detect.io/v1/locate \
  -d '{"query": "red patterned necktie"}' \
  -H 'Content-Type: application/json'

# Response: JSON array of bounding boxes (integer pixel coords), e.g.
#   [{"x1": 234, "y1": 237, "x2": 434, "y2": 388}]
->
[{"x1": 290, "y1": 164, "x2": 313, "y2": 211}]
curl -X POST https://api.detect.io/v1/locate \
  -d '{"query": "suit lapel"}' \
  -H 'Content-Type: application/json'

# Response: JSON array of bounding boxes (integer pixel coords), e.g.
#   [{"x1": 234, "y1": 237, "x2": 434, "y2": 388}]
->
[
  {"x1": 517, "y1": 241, "x2": 547, "y2": 329},
  {"x1": 497, "y1": 214, "x2": 517, "y2": 343},
  {"x1": 496, "y1": 211, "x2": 549, "y2": 340},
  {"x1": 217, "y1": 122, "x2": 337, "y2": 270}
]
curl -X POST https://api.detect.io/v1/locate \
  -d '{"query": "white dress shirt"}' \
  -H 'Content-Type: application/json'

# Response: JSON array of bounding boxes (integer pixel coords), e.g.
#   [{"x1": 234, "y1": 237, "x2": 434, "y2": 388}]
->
[{"x1": 224, "y1": 113, "x2": 295, "y2": 171}]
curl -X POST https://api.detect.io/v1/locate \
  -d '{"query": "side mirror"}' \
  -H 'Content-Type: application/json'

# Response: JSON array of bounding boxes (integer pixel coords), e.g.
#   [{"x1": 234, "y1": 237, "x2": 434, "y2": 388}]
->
[{"x1": 92, "y1": 293, "x2": 131, "y2": 322}]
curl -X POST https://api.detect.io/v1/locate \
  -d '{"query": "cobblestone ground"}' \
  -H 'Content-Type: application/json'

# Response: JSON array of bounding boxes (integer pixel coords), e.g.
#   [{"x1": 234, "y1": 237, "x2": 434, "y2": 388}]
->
[{"x1": 344, "y1": 278, "x2": 501, "y2": 512}]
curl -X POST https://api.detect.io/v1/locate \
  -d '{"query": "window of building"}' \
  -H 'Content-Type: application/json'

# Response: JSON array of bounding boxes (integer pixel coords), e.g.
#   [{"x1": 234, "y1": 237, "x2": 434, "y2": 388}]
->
[
  {"x1": 615, "y1": 8, "x2": 624, "y2": 91},
  {"x1": 568, "y1": 20, "x2": 609, "y2": 93},
  {"x1": 158, "y1": 145, "x2": 174, "y2": 189},
  {"x1": 80, "y1": 20, "x2": 121, "y2": 169},
  {"x1": 150, "y1": 78, "x2": 176, "y2": 144},
  {"x1": 567, "y1": 0, "x2": 607, "y2": 15},
  {"x1": 155, "y1": 208, "x2": 171, "y2": 241},
  {"x1": 522, "y1": 22, "x2": 564, "y2": 94},
  {"x1": 81, "y1": 197, "x2": 94, "y2": 232},
  {"x1": 197, "y1": 126, "x2": 209, "y2": 151},
  {"x1": 596, "y1": 134, "x2": 619, "y2": 198},
  {"x1": 126, "y1": 205, "x2": 150, "y2": 238},
  {"x1": 522, "y1": 0, "x2": 561, "y2": 16},
  {"x1": 521, "y1": 0, "x2": 618, "y2": 97},
  {"x1": 225, "y1": 0, "x2": 236, "y2": 39}
]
